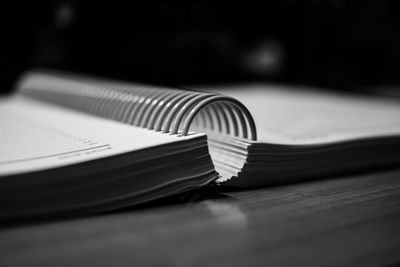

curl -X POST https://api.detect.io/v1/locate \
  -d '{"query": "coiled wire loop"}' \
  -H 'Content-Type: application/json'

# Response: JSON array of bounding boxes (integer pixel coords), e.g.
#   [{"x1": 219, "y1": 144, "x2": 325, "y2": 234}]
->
[{"x1": 18, "y1": 71, "x2": 257, "y2": 141}]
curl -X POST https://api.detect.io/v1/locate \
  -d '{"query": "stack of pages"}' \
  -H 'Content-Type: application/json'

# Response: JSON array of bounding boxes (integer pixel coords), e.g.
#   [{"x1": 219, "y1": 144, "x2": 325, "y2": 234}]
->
[{"x1": 205, "y1": 85, "x2": 400, "y2": 186}]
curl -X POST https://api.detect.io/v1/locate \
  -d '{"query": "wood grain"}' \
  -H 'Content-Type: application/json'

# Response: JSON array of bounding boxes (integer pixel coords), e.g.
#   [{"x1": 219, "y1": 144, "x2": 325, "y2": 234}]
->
[{"x1": 1, "y1": 170, "x2": 400, "y2": 267}]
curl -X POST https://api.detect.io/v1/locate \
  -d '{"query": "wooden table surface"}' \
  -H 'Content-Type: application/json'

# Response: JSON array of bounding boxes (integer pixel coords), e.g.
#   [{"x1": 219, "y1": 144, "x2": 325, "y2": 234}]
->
[{"x1": 1, "y1": 169, "x2": 400, "y2": 267}]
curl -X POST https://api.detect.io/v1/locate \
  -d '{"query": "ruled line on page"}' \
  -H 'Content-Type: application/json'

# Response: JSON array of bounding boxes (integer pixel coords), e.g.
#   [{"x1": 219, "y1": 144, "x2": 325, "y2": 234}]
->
[{"x1": 0, "y1": 144, "x2": 111, "y2": 165}]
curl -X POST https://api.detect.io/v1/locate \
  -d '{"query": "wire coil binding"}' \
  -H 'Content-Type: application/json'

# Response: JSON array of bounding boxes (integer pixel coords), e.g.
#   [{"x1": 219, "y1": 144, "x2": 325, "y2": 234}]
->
[{"x1": 17, "y1": 71, "x2": 257, "y2": 141}]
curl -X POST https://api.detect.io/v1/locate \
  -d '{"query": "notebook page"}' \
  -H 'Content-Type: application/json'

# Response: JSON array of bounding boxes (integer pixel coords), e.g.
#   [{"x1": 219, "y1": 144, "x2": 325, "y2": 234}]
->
[
  {"x1": 209, "y1": 85, "x2": 400, "y2": 145},
  {"x1": 0, "y1": 97, "x2": 201, "y2": 176}
]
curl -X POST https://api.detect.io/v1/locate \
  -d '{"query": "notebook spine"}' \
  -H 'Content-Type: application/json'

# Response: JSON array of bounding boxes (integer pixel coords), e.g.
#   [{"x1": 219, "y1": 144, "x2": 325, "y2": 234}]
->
[{"x1": 17, "y1": 71, "x2": 257, "y2": 141}]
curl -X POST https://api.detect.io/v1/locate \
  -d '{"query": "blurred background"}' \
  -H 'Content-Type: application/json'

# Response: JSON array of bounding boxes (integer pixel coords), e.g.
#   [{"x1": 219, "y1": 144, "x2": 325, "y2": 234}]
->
[{"x1": 1, "y1": 0, "x2": 399, "y2": 94}]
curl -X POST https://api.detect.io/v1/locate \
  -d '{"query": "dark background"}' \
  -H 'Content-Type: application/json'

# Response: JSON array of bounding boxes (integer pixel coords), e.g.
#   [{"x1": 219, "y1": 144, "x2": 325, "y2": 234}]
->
[{"x1": 1, "y1": 1, "x2": 400, "y2": 94}]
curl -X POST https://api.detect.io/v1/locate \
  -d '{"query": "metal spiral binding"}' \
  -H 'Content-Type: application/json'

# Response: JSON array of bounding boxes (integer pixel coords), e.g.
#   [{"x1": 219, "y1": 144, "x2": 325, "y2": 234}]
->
[{"x1": 17, "y1": 71, "x2": 257, "y2": 141}]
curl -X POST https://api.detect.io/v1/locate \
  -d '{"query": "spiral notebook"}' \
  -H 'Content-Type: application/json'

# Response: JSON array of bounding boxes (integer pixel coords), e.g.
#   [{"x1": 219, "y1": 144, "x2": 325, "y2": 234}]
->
[{"x1": 2, "y1": 70, "x2": 400, "y2": 220}]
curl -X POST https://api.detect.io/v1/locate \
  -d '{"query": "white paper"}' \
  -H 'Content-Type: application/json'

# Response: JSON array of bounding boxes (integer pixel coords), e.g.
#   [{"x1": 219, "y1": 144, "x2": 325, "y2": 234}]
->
[
  {"x1": 0, "y1": 97, "x2": 202, "y2": 176},
  {"x1": 209, "y1": 84, "x2": 400, "y2": 145}
]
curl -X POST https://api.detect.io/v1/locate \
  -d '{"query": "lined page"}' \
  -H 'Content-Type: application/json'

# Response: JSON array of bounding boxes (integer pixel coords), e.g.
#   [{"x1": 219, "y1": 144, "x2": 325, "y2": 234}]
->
[
  {"x1": 208, "y1": 85, "x2": 400, "y2": 145},
  {"x1": 0, "y1": 97, "x2": 201, "y2": 176}
]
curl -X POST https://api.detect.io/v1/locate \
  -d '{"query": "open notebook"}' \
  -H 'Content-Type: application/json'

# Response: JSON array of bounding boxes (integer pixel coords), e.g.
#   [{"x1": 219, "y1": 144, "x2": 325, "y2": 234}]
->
[{"x1": 2, "y1": 70, "x2": 400, "y2": 220}]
